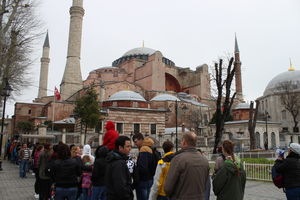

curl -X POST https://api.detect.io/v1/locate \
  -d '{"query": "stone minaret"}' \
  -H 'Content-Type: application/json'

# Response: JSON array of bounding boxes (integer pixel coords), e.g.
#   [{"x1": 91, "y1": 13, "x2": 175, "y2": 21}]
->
[
  {"x1": 234, "y1": 34, "x2": 243, "y2": 100},
  {"x1": 38, "y1": 32, "x2": 50, "y2": 98},
  {"x1": 60, "y1": 0, "x2": 85, "y2": 100}
]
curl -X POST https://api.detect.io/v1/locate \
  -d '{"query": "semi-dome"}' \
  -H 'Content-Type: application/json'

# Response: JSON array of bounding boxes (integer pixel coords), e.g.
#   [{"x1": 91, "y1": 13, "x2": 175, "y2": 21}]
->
[
  {"x1": 234, "y1": 102, "x2": 250, "y2": 110},
  {"x1": 108, "y1": 90, "x2": 146, "y2": 102},
  {"x1": 264, "y1": 70, "x2": 300, "y2": 96},
  {"x1": 150, "y1": 94, "x2": 180, "y2": 101},
  {"x1": 123, "y1": 47, "x2": 157, "y2": 57}
]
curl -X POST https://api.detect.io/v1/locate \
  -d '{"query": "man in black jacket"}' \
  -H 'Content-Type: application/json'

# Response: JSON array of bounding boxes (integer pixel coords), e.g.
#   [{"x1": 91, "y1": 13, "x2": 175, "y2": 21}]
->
[
  {"x1": 275, "y1": 143, "x2": 300, "y2": 199},
  {"x1": 106, "y1": 136, "x2": 133, "y2": 200}
]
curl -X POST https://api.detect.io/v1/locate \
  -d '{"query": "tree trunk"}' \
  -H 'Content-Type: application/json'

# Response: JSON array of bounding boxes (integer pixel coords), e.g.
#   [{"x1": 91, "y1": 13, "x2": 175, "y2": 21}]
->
[{"x1": 84, "y1": 124, "x2": 87, "y2": 144}]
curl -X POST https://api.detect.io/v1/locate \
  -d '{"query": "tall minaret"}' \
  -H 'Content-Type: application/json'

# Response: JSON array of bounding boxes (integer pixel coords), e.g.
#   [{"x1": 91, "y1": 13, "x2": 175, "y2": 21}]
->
[
  {"x1": 234, "y1": 34, "x2": 243, "y2": 100},
  {"x1": 38, "y1": 32, "x2": 50, "y2": 98},
  {"x1": 60, "y1": 0, "x2": 85, "y2": 100}
]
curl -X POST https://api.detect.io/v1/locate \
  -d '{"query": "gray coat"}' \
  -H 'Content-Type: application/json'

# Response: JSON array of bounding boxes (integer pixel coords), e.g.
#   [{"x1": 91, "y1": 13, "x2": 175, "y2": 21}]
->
[{"x1": 164, "y1": 147, "x2": 209, "y2": 200}]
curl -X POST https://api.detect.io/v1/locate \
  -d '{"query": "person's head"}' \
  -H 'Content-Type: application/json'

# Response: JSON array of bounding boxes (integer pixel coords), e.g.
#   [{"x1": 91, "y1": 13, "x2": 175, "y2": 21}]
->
[
  {"x1": 105, "y1": 121, "x2": 115, "y2": 131},
  {"x1": 57, "y1": 144, "x2": 71, "y2": 160},
  {"x1": 95, "y1": 145, "x2": 109, "y2": 159},
  {"x1": 162, "y1": 140, "x2": 174, "y2": 153},
  {"x1": 22, "y1": 143, "x2": 27, "y2": 148},
  {"x1": 132, "y1": 133, "x2": 144, "y2": 148},
  {"x1": 222, "y1": 140, "x2": 234, "y2": 156},
  {"x1": 82, "y1": 144, "x2": 92, "y2": 156},
  {"x1": 288, "y1": 143, "x2": 300, "y2": 156},
  {"x1": 115, "y1": 136, "x2": 132, "y2": 156},
  {"x1": 37, "y1": 145, "x2": 44, "y2": 152},
  {"x1": 181, "y1": 132, "x2": 197, "y2": 148},
  {"x1": 71, "y1": 145, "x2": 81, "y2": 158},
  {"x1": 43, "y1": 143, "x2": 51, "y2": 152},
  {"x1": 82, "y1": 155, "x2": 92, "y2": 164}
]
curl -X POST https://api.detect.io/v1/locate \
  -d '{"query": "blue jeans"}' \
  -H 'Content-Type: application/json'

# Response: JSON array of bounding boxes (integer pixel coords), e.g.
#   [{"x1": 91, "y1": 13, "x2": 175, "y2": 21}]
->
[
  {"x1": 91, "y1": 186, "x2": 106, "y2": 200},
  {"x1": 19, "y1": 159, "x2": 28, "y2": 177},
  {"x1": 55, "y1": 187, "x2": 78, "y2": 200},
  {"x1": 136, "y1": 180, "x2": 153, "y2": 200},
  {"x1": 286, "y1": 187, "x2": 300, "y2": 200},
  {"x1": 82, "y1": 188, "x2": 92, "y2": 200}
]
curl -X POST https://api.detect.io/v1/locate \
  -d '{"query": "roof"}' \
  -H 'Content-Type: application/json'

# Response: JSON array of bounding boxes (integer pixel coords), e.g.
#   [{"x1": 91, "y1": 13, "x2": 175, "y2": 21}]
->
[
  {"x1": 123, "y1": 47, "x2": 157, "y2": 57},
  {"x1": 43, "y1": 31, "x2": 50, "y2": 48},
  {"x1": 234, "y1": 102, "x2": 250, "y2": 110},
  {"x1": 165, "y1": 127, "x2": 187, "y2": 134},
  {"x1": 108, "y1": 90, "x2": 146, "y2": 102},
  {"x1": 150, "y1": 94, "x2": 180, "y2": 101},
  {"x1": 54, "y1": 117, "x2": 75, "y2": 124},
  {"x1": 264, "y1": 70, "x2": 300, "y2": 96},
  {"x1": 177, "y1": 92, "x2": 208, "y2": 107}
]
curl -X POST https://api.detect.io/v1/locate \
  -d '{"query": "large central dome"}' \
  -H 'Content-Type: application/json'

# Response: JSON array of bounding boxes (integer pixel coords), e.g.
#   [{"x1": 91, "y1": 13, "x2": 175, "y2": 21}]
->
[
  {"x1": 264, "y1": 70, "x2": 300, "y2": 96},
  {"x1": 123, "y1": 47, "x2": 157, "y2": 57}
]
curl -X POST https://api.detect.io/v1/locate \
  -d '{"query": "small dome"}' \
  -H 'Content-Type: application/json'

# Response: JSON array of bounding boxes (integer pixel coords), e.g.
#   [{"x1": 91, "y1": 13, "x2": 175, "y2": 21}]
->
[
  {"x1": 150, "y1": 94, "x2": 180, "y2": 101},
  {"x1": 123, "y1": 47, "x2": 157, "y2": 57},
  {"x1": 234, "y1": 102, "x2": 250, "y2": 110},
  {"x1": 108, "y1": 90, "x2": 146, "y2": 102},
  {"x1": 264, "y1": 70, "x2": 300, "y2": 96}
]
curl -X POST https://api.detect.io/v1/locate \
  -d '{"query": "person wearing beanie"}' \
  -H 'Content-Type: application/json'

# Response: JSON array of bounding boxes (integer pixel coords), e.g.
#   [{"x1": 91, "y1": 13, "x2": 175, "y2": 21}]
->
[
  {"x1": 275, "y1": 143, "x2": 300, "y2": 199},
  {"x1": 81, "y1": 144, "x2": 95, "y2": 163},
  {"x1": 103, "y1": 121, "x2": 119, "y2": 150}
]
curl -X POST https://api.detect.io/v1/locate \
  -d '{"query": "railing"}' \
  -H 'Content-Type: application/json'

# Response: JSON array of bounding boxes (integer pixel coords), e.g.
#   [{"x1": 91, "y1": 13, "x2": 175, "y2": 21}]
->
[
  {"x1": 209, "y1": 161, "x2": 273, "y2": 182},
  {"x1": 207, "y1": 151, "x2": 276, "y2": 160},
  {"x1": 243, "y1": 162, "x2": 272, "y2": 181}
]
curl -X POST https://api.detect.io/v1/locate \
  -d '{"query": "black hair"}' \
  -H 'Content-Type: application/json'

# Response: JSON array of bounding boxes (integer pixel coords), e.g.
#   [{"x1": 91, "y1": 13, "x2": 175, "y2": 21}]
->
[
  {"x1": 115, "y1": 136, "x2": 131, "y2": 150},
  {"x1": 162, "y1": 141, "x2": 174, "y2": 153},
  {"x1": 132, "y1": 133, "x2": 144, "y2": 141},
  {"x1": 57, "y1": 144, "x2": 71, "y2": 160}
]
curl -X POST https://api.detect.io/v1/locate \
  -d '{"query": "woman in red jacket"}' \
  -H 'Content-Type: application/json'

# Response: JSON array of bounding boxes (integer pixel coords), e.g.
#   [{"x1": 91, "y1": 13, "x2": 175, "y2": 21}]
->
[{"x1": 102, "y1": 121, "x2": 119, "y2": 150}]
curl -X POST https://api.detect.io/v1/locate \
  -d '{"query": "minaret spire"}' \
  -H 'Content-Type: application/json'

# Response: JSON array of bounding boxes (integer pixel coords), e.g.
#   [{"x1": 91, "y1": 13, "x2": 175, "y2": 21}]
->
[
  {"x1": 60, "y1": 0, "x2": 85, "y2": 100},
  {"x1": 288, "y1": 58, "x2": 295, "y2": 71},
  {"x1": 234, "y1": 33, "x2": 243, "y2": 100},
  {"x1": 38, "y1": 32, "x2": 50, "y2": 98}
]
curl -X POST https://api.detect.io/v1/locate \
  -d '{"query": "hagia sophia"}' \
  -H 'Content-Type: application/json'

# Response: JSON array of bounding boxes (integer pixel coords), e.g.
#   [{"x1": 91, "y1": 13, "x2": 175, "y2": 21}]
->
[{"x1": 9, "y1": 0, "x2": 300, "y2": 150}]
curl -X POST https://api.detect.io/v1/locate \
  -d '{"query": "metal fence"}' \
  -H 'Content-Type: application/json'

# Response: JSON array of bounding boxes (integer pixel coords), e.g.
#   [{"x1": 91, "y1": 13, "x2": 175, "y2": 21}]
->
[
  {"x1": 209, "y1": 161, "x2": 273, "y2": 182},
  {"x1": 243, "y1": 162, "x2": 273, "y2": 181}
]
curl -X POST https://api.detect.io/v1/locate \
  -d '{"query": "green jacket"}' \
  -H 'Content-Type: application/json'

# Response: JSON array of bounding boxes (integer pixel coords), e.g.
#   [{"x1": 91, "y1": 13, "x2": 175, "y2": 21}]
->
[{"x1": 212, "y1": 159, "x2": 246, "y2": 200}]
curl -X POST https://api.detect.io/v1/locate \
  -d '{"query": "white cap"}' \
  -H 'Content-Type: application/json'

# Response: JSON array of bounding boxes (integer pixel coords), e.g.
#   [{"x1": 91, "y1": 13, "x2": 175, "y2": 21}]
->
[{"x1": 289, "y1": 143, "x2": 300, "y2": 155}]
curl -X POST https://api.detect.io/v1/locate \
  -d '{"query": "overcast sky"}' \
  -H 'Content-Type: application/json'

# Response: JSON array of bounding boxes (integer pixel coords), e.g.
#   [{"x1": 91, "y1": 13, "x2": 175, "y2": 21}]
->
[{"x1": 5, "y1": 0, "x2": 300, "y2": 117}]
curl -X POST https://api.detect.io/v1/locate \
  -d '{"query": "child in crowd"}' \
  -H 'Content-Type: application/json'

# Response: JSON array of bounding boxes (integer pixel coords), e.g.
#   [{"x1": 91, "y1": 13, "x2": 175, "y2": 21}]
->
[{"x1": 82, "y1": 155, "x2": 93, "y2": 200}]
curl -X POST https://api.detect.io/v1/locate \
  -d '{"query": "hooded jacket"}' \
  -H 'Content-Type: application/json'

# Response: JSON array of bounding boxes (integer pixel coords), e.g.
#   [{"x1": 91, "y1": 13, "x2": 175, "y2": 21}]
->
[
  {"x1": 212, "y1": 159, "x2": 246, "y2": 200},
  {"x1": 137, "y1": 137, "x2": 156, "y2": 181},
  {"x1": 103, "y1": 121, "x2": 119, "y2": 150},
  {"x1": 92, "y1": 146, "x2": 109, "y2": 186},
  {"x1": 81, "y1": 144, "x2": 95, "y2": 163},
  {"x1": 105, "y1": 150, "x2": 133, "y2": 200}
]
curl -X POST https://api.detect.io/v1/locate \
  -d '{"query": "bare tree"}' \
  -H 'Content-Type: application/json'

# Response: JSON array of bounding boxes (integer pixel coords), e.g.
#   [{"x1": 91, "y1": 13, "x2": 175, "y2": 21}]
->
[
  {"x1": 211, "y1": 57, "x2": 236, "y2": 153},
  {"x1": 278, "y1": 81, "x2": 300, "y2": 132},
  {"x1": 0, "y1": 0, "x2": 42, "y2": 97},
  {"x1": 188, "y1": 109, "x2": 203, "y2": 135},
  {"x1": 248, "y1": 100, "x2": 259, "y2": 149}
]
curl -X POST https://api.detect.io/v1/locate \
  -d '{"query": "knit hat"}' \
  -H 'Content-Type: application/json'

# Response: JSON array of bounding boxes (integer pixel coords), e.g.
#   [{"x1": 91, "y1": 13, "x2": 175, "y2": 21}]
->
[{"x1": 289, "y1": 143, "x2": 300, "y2": 155}]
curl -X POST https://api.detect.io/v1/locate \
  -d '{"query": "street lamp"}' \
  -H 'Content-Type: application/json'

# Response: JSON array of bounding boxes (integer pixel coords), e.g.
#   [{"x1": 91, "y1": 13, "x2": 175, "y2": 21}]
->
[
  {"x1": 175, "y1": 100, "x2": 188, "y2": 151},
  {"x1": 264, "y1": 111, "x2": 271, "y2": 150}
]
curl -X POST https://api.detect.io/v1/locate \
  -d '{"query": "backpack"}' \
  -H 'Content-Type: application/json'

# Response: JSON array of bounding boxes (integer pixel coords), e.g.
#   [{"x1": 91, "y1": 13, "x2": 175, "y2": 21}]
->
[
  {"x1": 150, "y1": 148, "x2": 161, "y2": 176},
  {"x1": 271, "y1": 165, "x2": 284, "y2": 188}
]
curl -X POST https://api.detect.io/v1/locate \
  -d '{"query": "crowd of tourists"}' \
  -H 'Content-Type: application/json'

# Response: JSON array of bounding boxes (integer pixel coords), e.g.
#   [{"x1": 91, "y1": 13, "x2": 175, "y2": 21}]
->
[{"x1": 3, "y1": 121, "x2": 249, "y2": 200}]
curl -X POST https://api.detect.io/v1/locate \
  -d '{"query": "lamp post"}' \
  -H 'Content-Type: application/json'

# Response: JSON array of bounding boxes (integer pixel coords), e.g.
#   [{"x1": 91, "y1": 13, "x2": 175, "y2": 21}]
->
[
  {"x1": 0, "y1": 78, "x2": 12, "y2": 169},
  {"x1": 264, "y1": 111, "x2": 270, "y2": 150}
]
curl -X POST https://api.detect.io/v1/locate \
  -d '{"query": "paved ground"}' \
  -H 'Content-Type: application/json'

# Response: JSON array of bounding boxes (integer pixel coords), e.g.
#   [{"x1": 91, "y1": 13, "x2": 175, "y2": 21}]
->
[{"x1": 0, "y1": 160, "x2": 286, "y2": 200}]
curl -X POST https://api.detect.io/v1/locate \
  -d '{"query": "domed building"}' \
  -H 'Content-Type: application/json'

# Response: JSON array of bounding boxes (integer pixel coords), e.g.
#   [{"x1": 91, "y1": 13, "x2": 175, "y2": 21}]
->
[{"x1": 257, "y1": 67, "x2": 300, "y2": 147}]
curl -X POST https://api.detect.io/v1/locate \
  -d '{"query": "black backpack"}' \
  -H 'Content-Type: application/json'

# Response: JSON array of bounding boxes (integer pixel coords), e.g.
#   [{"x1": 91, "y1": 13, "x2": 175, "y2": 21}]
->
[
  {"x1": 271, "y1": 165, "x2": 284, "y2": 188},
  {"x1": 150, "y1": 148, "x2": 161, "y2": 176}
]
